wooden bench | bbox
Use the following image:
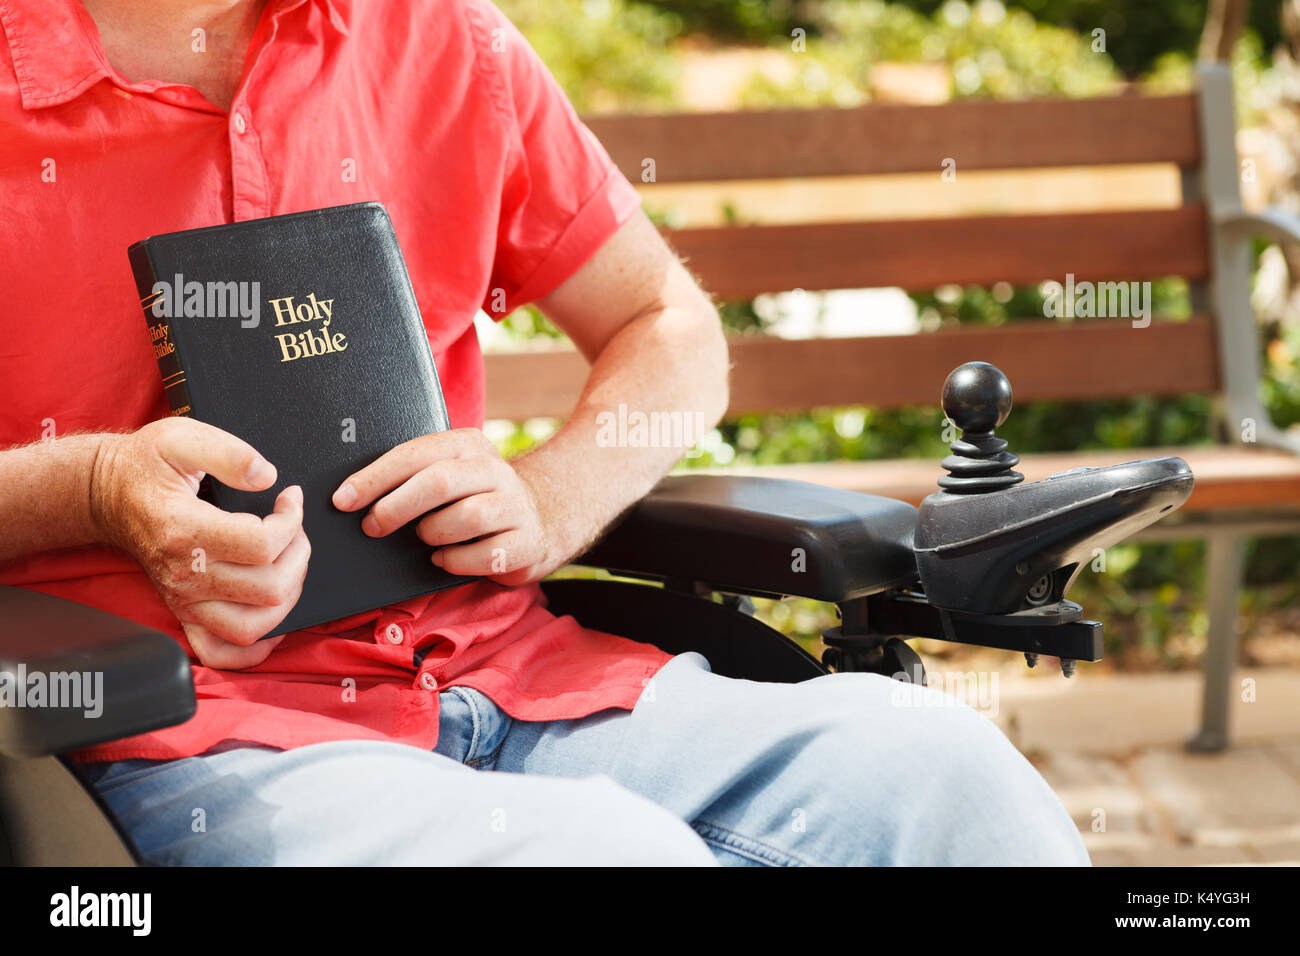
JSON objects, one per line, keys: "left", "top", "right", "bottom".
{"left": 484, "top": 64, "right": 1300, "bottom": 751}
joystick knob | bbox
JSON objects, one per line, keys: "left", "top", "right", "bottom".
{"left": 938, "top": 361, "right": 1024, "bottom": 493}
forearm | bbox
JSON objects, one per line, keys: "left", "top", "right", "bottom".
{"left": 0, "top": 433, "right": 110, "bottom": 565}
{"left": 513, "top": 301, "right": 729, "bottom": 563}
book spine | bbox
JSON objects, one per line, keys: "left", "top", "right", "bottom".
{"left": 127, "top": 243, "right": 194, "bottom": 418}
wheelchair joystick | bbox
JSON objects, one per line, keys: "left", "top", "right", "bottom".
{"left": 938, "top": 361, "right": 1024, "bottom": 493}
{"left": 856, "top": 360, "right": 1198, "bottom": 678}
{"left": 822, "top": 360, "right": 1192, "bottom": 682}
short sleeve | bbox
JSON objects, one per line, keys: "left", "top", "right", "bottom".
{"left": 465, "top": 1, "right": 644, "bottom": 318}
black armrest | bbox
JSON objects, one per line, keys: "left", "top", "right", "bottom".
{"left": 0, "top": 587, "right": 195, "bottom": 758}
{"left": 578, "top": 475, "right": 919, "bottom": 603}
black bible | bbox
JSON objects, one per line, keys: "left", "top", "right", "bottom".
{"left": 127, "top": 202, "right": 472, "bottom": 637}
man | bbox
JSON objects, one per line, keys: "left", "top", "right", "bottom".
{"left": 0, "top": 0, "right": 1089, "bottom": 865}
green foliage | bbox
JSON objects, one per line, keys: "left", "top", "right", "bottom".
{"left": 634, "top": 0, "right": 818, "bottom": 41}
{"left": 496, "top": 0, "right": 680, "bottom": 112}
{"left": 734, "top": 0, "right": 1119, "bottom": 107}
{"left": 497, "top": 304, "right": 563, "bottom": 342}
{"left": 1262, "top": 318, "right": 1300, "bottom": 432}
{"left": 912, "top": 277, "right": 1192, "bottom": 328}
{"left": 637, "top": 0, "right": 1285, "bottom": 78}
{"left": 982, "top": 0, "right": 1283, "bottom": 77}
{"left": 848, "top": 0, "right": 1116, "bottom": 97}
{"left": 1143, "top": 29, "right": 1271, "bottom": 124}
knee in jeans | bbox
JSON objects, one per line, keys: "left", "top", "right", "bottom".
{"left": 798, "top": 674, "right": 1038, "bottom": 797}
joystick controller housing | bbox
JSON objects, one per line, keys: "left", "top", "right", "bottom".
{"left": 825, "top": 361, "right": 1195, "bottom": 681}
{"left": 913, "top": 362, "right": 1194, "bottom": 616}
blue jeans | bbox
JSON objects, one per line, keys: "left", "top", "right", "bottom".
{"left": 82, "top": 652, "right": 1089, "bottom": 865}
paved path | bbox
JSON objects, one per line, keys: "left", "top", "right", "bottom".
{"left": 986, "top": 667, "right": 1300, "bottom": 865}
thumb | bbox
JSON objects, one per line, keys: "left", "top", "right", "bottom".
{"left": 157, "top": 419, "right": 277, "bottom": 492}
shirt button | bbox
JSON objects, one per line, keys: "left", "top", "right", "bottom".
{"left": 232, "top": 112, "right": 247, "bottom": 134}
{"left": 384, "top": 623, "right": 405, "bottom": 645}
{"left": 419, "top": 672, "right": 438, "bottom": 691}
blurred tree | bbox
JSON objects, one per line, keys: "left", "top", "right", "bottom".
{"left": 634, "top": 0, "right": 819, "bottom": 41}
{"left": 636, "top": 0, "right": 1283, "bottom": 76}
{"left": 735, "top": 0, "right": 1119, "bottom": 105}
{"left": 497, "top": 0, "right": 680, "bottom": 112}
{"left": 1200, "top": 0, "right": 1251, "bottom": 60}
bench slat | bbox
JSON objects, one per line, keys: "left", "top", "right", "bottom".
{"left": 483, "top": 318, "right": 1220, "bottom": 420}
{"left": 719, "top": 446, "right": 1300, "bottom": 513}
{"left": 585, "top": 95, "right": 1200, "bottom": 183}
{"left": 723, "top": 318, "right": 1219, "bottom": 412}
{"left": 664, "top": 207, "right": 1209, "bottom": 298}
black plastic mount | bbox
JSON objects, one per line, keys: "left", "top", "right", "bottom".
{"left": 863, "top": 590, "right": 1103, "bottom": 662}
{"left": 821, "top": 586, "right": 1103, "bottom": 681}
{"left": 821, "top": 629, "right": 927, "bottom": 684}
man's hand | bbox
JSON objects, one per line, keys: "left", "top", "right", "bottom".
{"left": 332, "top": 428, "right": 558, "bottom": 586}
{"left": 327, "top": 212, "right": 729, "bottom": 588}
{"left": 91, "top": 418, "right": 310, "bottom": 669}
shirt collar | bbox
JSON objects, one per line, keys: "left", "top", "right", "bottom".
{"left": 0, "top": 0, "right": 349, "bottom": 111}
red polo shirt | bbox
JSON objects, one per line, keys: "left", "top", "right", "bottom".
{"left": 0, "top": 0, "right": 672, "bottom": 761}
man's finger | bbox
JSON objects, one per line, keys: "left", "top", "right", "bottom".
{"left": 248, "top": 484, "right": 306, "bottom": 563}
{"left": 413, "top": 490, "right": 512, "bottom": 546}
{"left": 157, "top": 418, "right": 277, "bottom": 491}
{"left": 204, "top": 527, "right": 311, "bottom": 606}
{"left": 433, "top": 529, "right": 537, "bottom": 579}
{"left": 183, "top": 622, "right": 285, "bottom": 669}
{"left": 333, "top": 429, "right": 486, "bottom": 512}
{"left": 363, "top": 459, "right": 498, "bottom": 538}
{"left": 182, "top": 558, "right": 308, "bottom": 647}
{"left": 172, "top": 485, "right": 304, "bottom": 566}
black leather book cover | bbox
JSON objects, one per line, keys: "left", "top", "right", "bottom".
{"left": 127, "top": 202, "right": 473, "bottom": 637}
